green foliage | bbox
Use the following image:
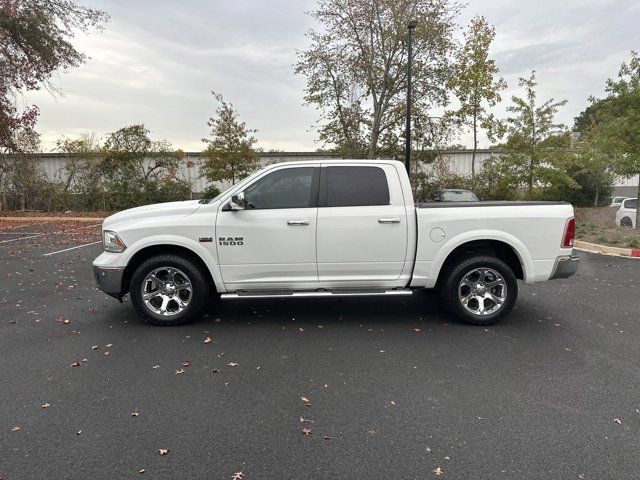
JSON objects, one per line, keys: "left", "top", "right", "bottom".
{"left": 4, "top": 125, "right": 193, "bottom": 212}
{"left": 295, "top": 0, "right": 461, "bottom": 158}
{"left": 446, "top": 16, "right": 506, "bottom": 181}
{"left": 627, "top": 237, "right": 640, "bottom": 249}
{"left": 201, "top": 92, "right": 259, "bottom": 185}
{"left": 1, "top": 0, "right": 108, "bottom": 153}
{"left": 410, "top": 157, "right": 517, "bottom": 203}
{"left": 577, "top": 52, "right": 640, "bottom": 227}
{"left": 489, "top": 72, "right": 575, "bottom": 199}
{"left": 201, "top": 184, "right": 221, "bottom": 200}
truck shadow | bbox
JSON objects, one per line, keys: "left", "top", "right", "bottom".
{"left": 198, "top": 289, "right": 532, "bottom": 329}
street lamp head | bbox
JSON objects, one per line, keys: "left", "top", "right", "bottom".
{"left": 408, "top": 20, "right": 417, "bottom": 29}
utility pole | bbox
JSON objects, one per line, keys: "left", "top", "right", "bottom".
{"left": 405, "top": 20, "right": 417, "bottom": 175}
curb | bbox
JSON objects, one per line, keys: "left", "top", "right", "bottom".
{"left": 574, "top": 240, "right": 640, "bottom": 258}
{"left": 0, "top": 216, "right": 105, "bottom": 222}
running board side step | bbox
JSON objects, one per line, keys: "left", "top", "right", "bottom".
{"left": 220, "top": 289, "right": 413, "bottom": 300}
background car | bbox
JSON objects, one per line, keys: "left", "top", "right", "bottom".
{"left": 427, "top": 189, "right": 479, "bottom": 202}
{"left": 616, "top": 198, "right": 637, "bottom": 228}
{"left": 610, "top": 196, "right": 628, "bottom": 208}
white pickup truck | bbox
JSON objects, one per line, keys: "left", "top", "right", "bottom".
{"left": 93, "top": 160, "right": 579, "bottom": 326}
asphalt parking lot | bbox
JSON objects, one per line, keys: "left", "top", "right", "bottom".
{"left": 1, "top": 219, "right": 640, "bottom": 480}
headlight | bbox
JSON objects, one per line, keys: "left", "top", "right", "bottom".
{"left": 103, "top": 230, "right": 126, "bottom": 253}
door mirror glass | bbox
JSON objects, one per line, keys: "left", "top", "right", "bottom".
{"left": 229, "top": 192, "right": 247, "bottom": 210}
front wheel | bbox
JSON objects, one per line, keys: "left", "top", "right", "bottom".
{"left": 130, "top": 254, "right": 208, "bottom": 326}
{"left": 440, "top": 255, "right": 518, "bottom": 326}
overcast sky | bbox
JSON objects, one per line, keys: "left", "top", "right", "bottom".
{"left": 25, "top": 0, "right": 640, "bottom": 152}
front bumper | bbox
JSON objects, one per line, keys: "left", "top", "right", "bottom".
{"left": 93, "top": 265, "right": 125, "bottom": 301}
{"left": 549, "top": 255, "right": 580, "bottom": 280}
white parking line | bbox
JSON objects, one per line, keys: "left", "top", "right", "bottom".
{"left": 43, "top": 241, "right": 102, "bottom": 256}
{"left": 0, "top": 234, "right": 41, "bottom": 244}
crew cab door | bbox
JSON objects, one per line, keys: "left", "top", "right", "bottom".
{"left": 316, "top": 164, "right": 409, "bottom": 285}
{"left": 215, "top": 165, "right": 320, "bottom": 290}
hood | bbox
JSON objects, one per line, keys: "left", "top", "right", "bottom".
{"left": 103, "top": 200, "right": 202, "bottom": 230}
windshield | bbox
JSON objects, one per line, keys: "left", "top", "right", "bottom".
{"left": 442, "top": 191, "right": 479, "bottom": 202}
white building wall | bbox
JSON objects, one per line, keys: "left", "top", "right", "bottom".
{"left": 29, "top": 150, "right": 637, "bottom": 195}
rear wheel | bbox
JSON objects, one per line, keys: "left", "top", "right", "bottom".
{"left": 440, "top": 255, "right": 517, "bottom": 325}
{"left": 130, "top": 254, "right": 208, "bottom": 326}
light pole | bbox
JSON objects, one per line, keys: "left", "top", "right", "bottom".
{"left": 405, "top": 20, "right": 417, "bottom": 175}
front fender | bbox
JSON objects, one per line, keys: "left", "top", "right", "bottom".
{"left": 425, "top": 230, "right": 533, "bottom": 288}
{"left": 95, "top": 235, "right": 226, "bottom": 293}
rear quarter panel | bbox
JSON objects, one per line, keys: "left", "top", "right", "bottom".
{"left": 412, "top": 203, "right": 574, "bottom": 288}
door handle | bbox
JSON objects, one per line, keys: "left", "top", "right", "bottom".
{"left": 287, "top": 219, "right": 310, "bottom": 226}
{"left": 378, "top": 217, "right": 401, "bottom": 224}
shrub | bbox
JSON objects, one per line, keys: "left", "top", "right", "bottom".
{"left": 201, "top": 185, "right": 221, "bottom": 200}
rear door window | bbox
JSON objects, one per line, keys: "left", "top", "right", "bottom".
{"left": 624, "top": 199, "right": 637, "bottom": 209}
{"left": 323, "top": 166, "right": 390, "bottom": 207}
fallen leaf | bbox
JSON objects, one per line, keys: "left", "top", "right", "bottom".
{"left": 182, "top": 360, "right": 190, "bottom": 368}
{"left": 175, "top": 369, "right": 185, "bottom": 375}
{"left": 433, "top": 467, "right": 443, "bottom": 476}
{"left": 614, "top": 418, "right": 622, "bottom": 425}
{"left": 302, "top": 428, "right": 313, "bottom": 436}
{"left": 390, "top": 400, "right": 396, "bottom": 406}
{"left": 70, "top": 360, "right": 81, "bottom": 367}
{"left": 414, "top": 328, "right": 421, "bottom": 332}
{"left": 152, "top": 365, "right": 160, "bottom": 369}
{"left": 131, "top": 412, "right": 140, "bottom": 417}
{"left": 323, "top": 435, "right": 331, "bottom": 440}
{"left": 212, "top": 369, "right": 219, "bottom": 373}
{"left": 77, "top": 430, "right": 82, "bottom": 435}
{"left": 300, "top": 396, "right": 311, "bottom": 404}
{"left": 91, "top": 345, "right": 100, "bottom": 350}
{"left": 158, "top": 448, "right": 169, "bottom": 456}
{"left": 227, "top": 362, "right": 238, "bottom": 367}
{"left": 41, "top": 403, "right": 50, "bottom": 409}
{"left": 300, "top": 417, "right": 314, "bottom": 424}
{"left": 203, "top": 337, "right": 212, "bottom": 344}
{"left": 88, "top": 307, "right": 97, "bottom": 313}
{"left": 11, "top": 426, "right": 20, "bottom": 432}
{"left": 299, "top": 327, "right": 304, "bottom": 332}
{"left": 104, "top": 351, "right": 111, "bottom": 356}
{"left": 138, "top": 469, "right": 146, "bottom": 474}
{"left": 105, "top": 343, "right": 113, "bottom": 348}
{"left": 231, "top": 472, "right": 243, "bottom": 480}
{"left": 63, "top": 319, "right": 70, "bottom": 324}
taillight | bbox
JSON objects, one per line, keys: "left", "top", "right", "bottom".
{"left": 562, "top": 218, "right": 575, "bottom": 248}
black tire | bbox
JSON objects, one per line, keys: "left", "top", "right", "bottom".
{"left": 620, "top": 217, "right": 633, "bottom": 228}
{"left": 439, "top": 255, "right": 518, "bottom": 326}
{"left": 130, "top": 254, "right": 208, "bottom": 326}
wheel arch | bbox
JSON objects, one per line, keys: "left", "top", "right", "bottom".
{"left": 122, "top": 244, "right": 219, "bottom": 295}
{"left": 430, "top": 233, "right": 531, "bottom": 288}
{"left": 620, "top": 216, "right": 633, "bottom": 227}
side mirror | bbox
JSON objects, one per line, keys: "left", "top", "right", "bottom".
{"left": 229, "top": 192, "right": 247, "bottom": 211}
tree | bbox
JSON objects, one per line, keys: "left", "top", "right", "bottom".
{"left": 0, "top": 0, "right": 108, "bottom": 153}
{"left": 581, "top": 52, "right": 640, "bottom": 228}
{"left": 492, "top": 72, "right": 574, "bottom": 198}
{"left": 295, "top": 0, "right": 461, "bottom": 158}
{"left": 201, "top": 91, "right": 259, "bottom": 185}
{"left": 56, "top": 132, "right": 101, "bottom": 192}
{"left": 447, "top": 16, "right": 506, "bottom": 185}
{"left": 101, "top": 125, "right": 189, "bottom": 207}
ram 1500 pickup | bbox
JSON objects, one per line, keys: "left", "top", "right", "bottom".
{"left": 93, "top": 160, "right": 579, "bottom": 326}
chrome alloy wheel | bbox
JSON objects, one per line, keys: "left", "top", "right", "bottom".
{"left": 458, "top": 267, "right": 507, "bottom": 316}
{"left": 141, "top": 267, "right": 192, "bottom": 316}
